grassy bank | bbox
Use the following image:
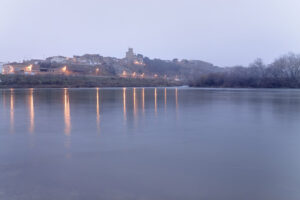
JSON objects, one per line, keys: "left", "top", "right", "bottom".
{"left": 0, "top": 74, "right": 182, "bottom": 88}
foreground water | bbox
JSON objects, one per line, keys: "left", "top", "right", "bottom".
{"left": 1, "top": 88, "right": 300, "bottom": 200}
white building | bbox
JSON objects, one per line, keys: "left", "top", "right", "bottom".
{"left": 46, "top": 56, "right": 68, "bottom": 63}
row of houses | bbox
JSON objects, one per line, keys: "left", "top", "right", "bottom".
{"left": 0, "top": 49, "right": 183, "bottom": 81}
{"left": 2, "top": 63, "right": 65, "bottom": 75}
{"left": 1, "top": 62, "right": 105, "bottom": 76}
{"left": 1, "top": 54, "right": 113, "bottom": 75}
{"left": 1, "top": 48, "right": 145, "bottom": 75}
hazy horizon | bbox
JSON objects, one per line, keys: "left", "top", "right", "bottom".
{"left": 1, "top": 0, "right": 300, "bottom": 67}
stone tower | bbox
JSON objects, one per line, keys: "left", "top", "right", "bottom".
{"left": 126, "top": 48, "right": 135, "bottom": 61}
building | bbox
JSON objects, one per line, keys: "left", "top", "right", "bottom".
{"left": 28, "top": 59, "right": 44, "bottom": 65}
{"left": 46, "top": 56, "right": 68, "bottom": 64}
{"left": 126, "top": 48, "right": 135, "bottom": 61}
{"left": 73, "top": 54, "right": 103, "bottom": 65}
{"left": 2, "top": 63, "right": 39, "bottom": 75}
{"left": 125, "top": 48, "right": 145, "bottom": 66}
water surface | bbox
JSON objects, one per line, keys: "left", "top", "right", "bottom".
{"left": 1, "top": 88, "right": 300, "bottom": 200}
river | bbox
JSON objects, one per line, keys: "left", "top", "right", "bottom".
{"left": 1, "top": 88, "right": 300, "bottom": 200}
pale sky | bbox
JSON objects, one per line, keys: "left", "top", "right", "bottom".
{"left": 0, "top": 0, "right": 300, "bottom": 66}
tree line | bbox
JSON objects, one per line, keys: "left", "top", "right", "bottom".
{"left": 189, "top": 53, "right": 300, "bottom": 88}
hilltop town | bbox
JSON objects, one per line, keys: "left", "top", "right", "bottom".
{"left": 0, "top": 48, "right": 222, "bottom": 87}
{"left": 1, "top": 49, "right": 221, "bottom": 78}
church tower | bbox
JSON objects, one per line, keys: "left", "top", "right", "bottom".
{"left": 126, "top": 48, "right": 135, "bottom": 61}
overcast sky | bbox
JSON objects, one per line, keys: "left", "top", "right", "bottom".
{"left": 0, "top": 0, "right": 300, "bottom": 66}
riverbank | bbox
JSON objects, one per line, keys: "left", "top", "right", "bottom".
{"left": 0, "top": 74, "right": 182, "bottom": 88}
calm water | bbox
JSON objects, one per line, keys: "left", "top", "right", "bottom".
{"left": 1, "top": 88, "right": 300, "bottom": 200}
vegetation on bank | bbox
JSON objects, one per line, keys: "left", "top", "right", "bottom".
{"left": 190, "top": 53, "right": 300, "bottom": 88}
{"left": 0, "top": 75, "right": 182, "bottom": 88}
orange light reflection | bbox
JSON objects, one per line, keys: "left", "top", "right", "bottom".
{"left": 64, "top": 89, "right": 71, "bottom": 135}
{"left": 29, "top": 89, "right": 35, "bottom": 134}
{"left": 10, "top": 89, "right": 14, "bottom": 134}
{"left": 123, "top": 88, "right": 127, "bottom": 121}
{"left": 142, "top": 88, "right": 145, "bottom": 114}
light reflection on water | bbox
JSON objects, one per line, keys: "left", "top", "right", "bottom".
{"left": 64, "top": 88, "right": 71, "bottom": 136}
{"left": 28, "top": 88, "right": 35, "bottom": 134}
{"left": 123, "top": 87, "right": 127, "bottom": 121}
{"left": 1, "top": 87, "right": 178, "bottom": 143}
{"left": 96, "top": 88, "right": 100, "bottom": 132}
{"left": 2, "top": 88, "right": 300, "bottom": 199}
{"left": 142, "top": 88, "right": 145, "bottom": 114}
{"left": 10, "top": 88, "right": 14, "bottom": 134}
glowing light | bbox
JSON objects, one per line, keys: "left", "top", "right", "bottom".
{"left": 132, "top": 72, "right": 137, "bottom": 77}
{"left": 2, "top": 65, "right": 14, "bottom": 74}
{"left": 134, "top": 60, "right": 145, "bottom": 66}
{"left": 154, "top": 74, "right": 158, "bottom": 78}
{"left": 64, "top": 89, "right": 71, "bottom": 135}
{"left": 26, "top": 65, "right": 33, "bottom": 72}
{"left": 9, "top": 66, "right": 14, "bottom": 74}
{"left": 140, "top": 73, "right": 145, "bottom": 78}
{"left": 29, "top": 89, "right": 35, "bottom": 134}
{"left": 122, "top": 71, "right": 127, "bottom": 77}
{"left": 96, "top": 68, "right": 100, "bottom": 74}
{"left": 62, "top": 66, "right": 67, "bottom": 73}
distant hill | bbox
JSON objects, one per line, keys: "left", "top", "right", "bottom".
{"left": 141, "top": 58, "right": 223, "bottom": 80}
{"left": 2, "top": 48, "right": 223, "bottom": 81}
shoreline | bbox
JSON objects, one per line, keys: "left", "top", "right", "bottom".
{"left": 0, "top": 74, "right": 183, "bottom": 88}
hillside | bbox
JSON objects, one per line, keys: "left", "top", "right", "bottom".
{"left": 2, "top": 48, "right": 223, "bottom": 82}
